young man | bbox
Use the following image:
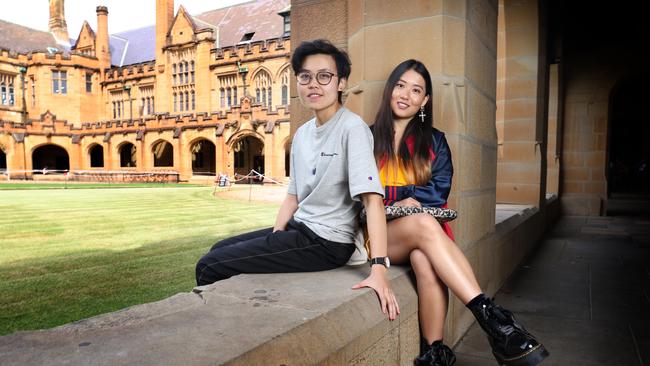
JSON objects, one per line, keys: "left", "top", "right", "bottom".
{"left": 195, "top": 39, "right": 399, "bottom": 320}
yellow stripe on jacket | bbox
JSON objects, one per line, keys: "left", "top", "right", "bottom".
{"left": 379, "top": 160, "right": 411, "bottom": 187}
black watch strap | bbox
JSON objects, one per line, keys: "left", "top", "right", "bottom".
{"left": 369, "top": 257, "right": 388, "bottom": 268}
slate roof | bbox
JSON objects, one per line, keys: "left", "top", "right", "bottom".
{"left": 0, "top": 0, "right": 289, "bottom": 66}
{"left": 194, "top": 0, "right": 289, "bottom": 48}
{"left": 110, "top": 26, "right": 156, "bottom": 66}
{"left": 0, "top": 19, "right": 61, "bottom": 54}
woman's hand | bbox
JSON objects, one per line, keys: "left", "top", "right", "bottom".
{"left": 352, "top": 266, "right": 400, "bottom": 320}
{"left": 393, "top": 197, "right": 421, "bottom": 207}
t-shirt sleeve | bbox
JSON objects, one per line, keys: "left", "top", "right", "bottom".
{"left": 347, "top": 122, "right": 384, "bottom": 201}
{"left": 287, "top": 136, "right": 297, "bottom": 195}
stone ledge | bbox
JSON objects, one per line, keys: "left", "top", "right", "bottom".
{"left": 1, "top": 203, "right": 560, "bottom": 366}
{"left": 0, "top": 266, "right": 420, "bottom": 366}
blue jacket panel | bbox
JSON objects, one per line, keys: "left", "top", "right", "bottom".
{"left": 383, "top": 128, "right": 453, "bottom": 208}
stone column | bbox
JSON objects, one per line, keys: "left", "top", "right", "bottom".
{"left": 546, "top": 63, "right": 561, "bottom": 195}
{"left": 495, "top": 0, "right": 549, "bottom": 206}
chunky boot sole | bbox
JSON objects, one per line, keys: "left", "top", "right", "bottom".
{"left": 494, "top": 343, "right": 549, "bottom": 366}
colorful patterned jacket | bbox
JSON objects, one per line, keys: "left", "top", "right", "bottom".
{"left": 380, "top": 128, "right": 455, "bottom": 239}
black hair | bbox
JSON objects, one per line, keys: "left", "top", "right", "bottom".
{"left": 291, "top": 39, "right": 351, "bottom": 103}
{"left": 373, "top": 59, "right": 434, "bottom": 185}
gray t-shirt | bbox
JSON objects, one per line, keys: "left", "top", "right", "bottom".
{"left": 287, "top": 107, "right": 384, "bottom": 243}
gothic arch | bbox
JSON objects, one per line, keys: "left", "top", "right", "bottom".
{"left": 226, "top": 129, "right": 266, "bottom": 149}
{"left": 87, "top": 143, "right": 104, "bottom": 168}
{"left": 189, "top": 138, "right": 216, "bottom": 176}
{"left": 250, "top": 66, "right": 274, "bottom": 82}
{"left": 31, "top": 143, "right": 70, "bottom": 172}
{"left": 150, "top": 139, "right": 174, "bottom": 167}
{"left": 117, "top": 141, "right": 137, "bottom": 168}
{"left": 275, "top": 63, "right": 291, "bottom": 82}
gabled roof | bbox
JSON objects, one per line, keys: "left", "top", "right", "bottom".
{"left": 0, "top": 19, "right": 61, "bottom": 54}
{"left": 169, "top": 5, "right": 200, "bottom": 34}
{"left": 71, "top": 21, "right": 95, "bottom": 50}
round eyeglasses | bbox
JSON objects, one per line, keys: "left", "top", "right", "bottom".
{"left": 296, "top": 71, "right": 337, "bottom": 85}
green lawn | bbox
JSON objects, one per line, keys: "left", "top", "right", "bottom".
{"left": 0, "top": 186, "right": 279, "bottom": 336}
{"left": 0, "top": 182, "right": 201, "bottom": 190}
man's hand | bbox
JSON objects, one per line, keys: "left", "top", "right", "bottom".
{"left": 393, "top": 197, "right": 421, "bottom": 208}
{"left": 352, "top": 266, "right": 400, "bottom": 320}
{"left": 273, "top": 194, "right": 298, "bottom": 232}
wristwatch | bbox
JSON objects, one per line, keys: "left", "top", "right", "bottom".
{"left": 369, "top": 257, "right": 390, "bottom": 269}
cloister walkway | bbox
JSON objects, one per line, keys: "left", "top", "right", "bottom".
{"left": 455, "top": 215, "right": 650, "bottom": 365}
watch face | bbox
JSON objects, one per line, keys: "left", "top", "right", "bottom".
{"left": 385, "top": 257, "right": 391, "bottom": 268}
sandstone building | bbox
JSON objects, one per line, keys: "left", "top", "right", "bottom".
{"left": 0, "top": 0, "right": 291, "bottom": 182}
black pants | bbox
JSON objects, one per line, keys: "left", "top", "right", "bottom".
{"left": 196, "top": 219, "right": 355, "bottom": 285}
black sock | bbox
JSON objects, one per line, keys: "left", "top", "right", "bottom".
{"left": 465, "top": 293, "right": 488, "bottom": 310}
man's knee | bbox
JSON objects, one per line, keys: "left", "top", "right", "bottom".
{"left": 195, "top": 257, "right": 211, "bottom": 286}
{"left": 195, "top": 255, "right": 229, "bottom": 286}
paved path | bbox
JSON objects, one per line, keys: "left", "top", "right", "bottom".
{"left": 455, "top": 216, "right": 650, "bottom": 365}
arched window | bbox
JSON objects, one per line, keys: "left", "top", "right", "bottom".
{"left": 173, "top": 93, "right": 177, "bottom": 112}
{"left": 281, "top": 68, "right": 289, "bottom": 105}
{"left": 218, "top": 74, "right": 237, "bottom": 111}
{"left": 190, "top": 61, "right": 195, "bottom": 83}
{"left": 0, "top": 82, "right": 6, "bottom": 105}
{"left": 253, "top": 70, "right": 271, "bottom": 106}
{"left": 184, "top": 91, "right": 189, "bottom": 111}
{"left": 184, "top": 61, "right": 189, "bottom": 85}
{"left": 191, "top": 91, "right": 195, "bottom": 110}
{"left": 179, "top": 92, "right": 184, "bottom": 111}
{"left": 267, "top": 87, "right": 272, "bottom": 108}
{"left": 172, "top": 63, "right": 177, "bottom": 85}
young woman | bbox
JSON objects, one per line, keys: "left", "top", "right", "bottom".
{"left": 372, "top": 60, "right": 548, "bottom": 366}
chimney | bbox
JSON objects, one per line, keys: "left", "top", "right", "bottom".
{"left": 96, "top": 6, "right": 111, "bottom": 77}
{"left": 156, "top": 0, "right": 174, "bottom": 62}
{"left": 48, "top": 0, "right": 70, "bottom": 46}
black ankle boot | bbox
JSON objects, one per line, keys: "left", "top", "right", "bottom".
{"left": 414, "top": 340, "right": 456, "bottom": 366}
{"left": 468, "top": 296, "right": 548, "bottom": 366}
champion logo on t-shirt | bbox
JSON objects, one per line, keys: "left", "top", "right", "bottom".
{"left": 320, "top": 152, "right": 339, "bottom": 157}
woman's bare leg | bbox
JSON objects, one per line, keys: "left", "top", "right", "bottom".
{"left": 410, "top": 249, "right": 448, "bottom": 344}
{"left": 387, "top": 214, "right": 481, "bottom": 304}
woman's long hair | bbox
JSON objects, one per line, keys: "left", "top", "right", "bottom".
{"left": 373, "top": 59, "right": 434, "bottom": 185}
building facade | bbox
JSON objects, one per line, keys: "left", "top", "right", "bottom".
{"left": 0, "top": 0, "right": 291, "bottom": 181}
